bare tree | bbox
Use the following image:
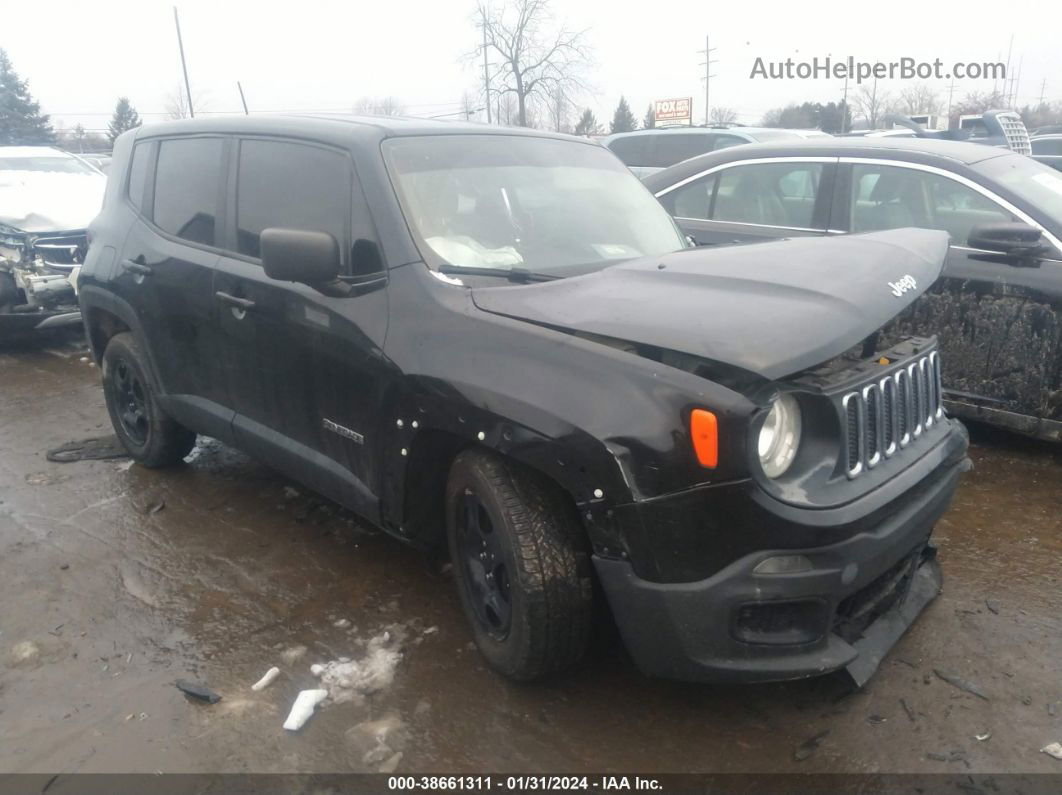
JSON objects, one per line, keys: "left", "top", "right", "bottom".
{"left": 460, "top": 91, "right": 480, "bottom": 121}
{"left": 353, "top": 96, "right": 406, "bottom": 116}
{"left": 474, "top": 0, "right": 592, "bottom": 128}
{"left": 708, "top": 106, "right": 737, "bottom": 125}
{"left": 896, "top": 83, "right": 942, "bottom": 116}
{"left": 851, "top": 80, "right": 892, "bottom": 129}
{"left": 164, "top": 85, "right": 208, "bottom": 119}
{"left": 954, "top": 90, "right": 1007, "bottom": 116}
{"left": 495, "top": 91, "right": 518, "bottom": 126}
{"left": 547, "top": 84, "right": 572, "bottom": 133}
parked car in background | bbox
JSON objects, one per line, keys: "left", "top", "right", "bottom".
{"left": 0, "top": 146, "right": 106, "bottom": 335}
{"left": 1032, "top": 135, "right": 1062, "bottom": 172}
{"left": 645, "top": 137, "right": 1062, "bottom": 441}
{"left": 78, "top": 153, "right": 113, "bottom": 173}
{"left": 79, "top": 116, "right": 969, "bottom": 687}
{"left": 604, "top": 126, "right": 825, "bottom": 178}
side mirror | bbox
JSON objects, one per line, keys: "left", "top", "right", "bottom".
{"left": 967, "top": 222, "right": 1049, "bottom": 264}
{"left": 261, "top": 228, "right": 340, "bottom": 284}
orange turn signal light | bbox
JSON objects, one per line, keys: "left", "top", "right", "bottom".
{"left": 690, "top": 409, "right": 719, "bottom": 469}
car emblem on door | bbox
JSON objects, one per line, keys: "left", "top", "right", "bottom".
{"left": 888, "top": 274, "right": 917, "bottom": 297}
{"left": 323, "top": 418, "right": 365, "bottom": 444}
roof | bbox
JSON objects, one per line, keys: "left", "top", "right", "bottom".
{"left": 129, "top": 113, "right": 585, "bottom": 145}
{"left": 604, "top": 126, "right": 808, "bottom": 141}
{"left": 641, "top": 137, "right": 1015, "bottom": 184}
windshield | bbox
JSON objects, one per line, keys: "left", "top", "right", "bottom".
{"left": 384, "top": 135, "right": 687, "bottom": 277}
{"left": 975, "top": 154, "right": 1062, "bottom": 227}
{"left": 0, "top": 155, "right": 99, "bottom": 175}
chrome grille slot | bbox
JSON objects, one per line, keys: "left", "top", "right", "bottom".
{"left": 841, "top": 350, "right": 943, "bottom": 479}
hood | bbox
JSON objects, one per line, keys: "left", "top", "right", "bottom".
{"left": 0, "top": 170, "right": 107, "bottom": 233}
{"left": 470, "top": 228, "right": 949, "bottom": 381}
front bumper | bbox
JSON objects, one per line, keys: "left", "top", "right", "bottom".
{"left": 595, "top": 421, "right": 968, "bottom": 685}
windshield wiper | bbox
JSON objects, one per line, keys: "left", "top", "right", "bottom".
{"left": 438, "top": 264, "right": 561, "bottom": 282}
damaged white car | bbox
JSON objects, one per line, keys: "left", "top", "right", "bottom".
{"left": 0, "top": 146, "right": 106, "bottom": 334}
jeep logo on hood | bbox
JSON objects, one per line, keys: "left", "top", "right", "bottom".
{"left": 888, "top": 274, "right": 917, "bottom": 297}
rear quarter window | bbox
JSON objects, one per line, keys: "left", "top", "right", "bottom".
{"left": 126, "top": 142, "right": 152, "bottom": 212}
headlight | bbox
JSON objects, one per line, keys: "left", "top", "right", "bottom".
{"left": 758, "top": 393, "right": 802, "bottom": 478}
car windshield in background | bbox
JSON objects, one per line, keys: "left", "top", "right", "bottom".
{"left": 976, "top": 154, "right": 1062, "bottom": 227}
{"left": 0, "top": 156, "right": 99, "bottom": 175}
{"left": 385, "top": 135, "right": 687, "bottom": 277}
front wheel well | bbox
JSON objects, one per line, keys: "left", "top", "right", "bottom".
{"left": 400, "top": 430, "right": 587, "bottom": 554}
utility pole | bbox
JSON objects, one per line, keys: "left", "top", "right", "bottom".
{"left": 946, "top": 79, "right": 957, "bottom": 127}
{"left": 1039, "top": 78, "right": 1047, "bottom": 108}
{"left": 237, "top": 81, "right": 249, "bottom": 115}
{"left": 699, "top": 35, "right": 718, "bottom": 126}
{"left": 841, "top": 75, "right": 849, "bottom": 133}
{"left": 482, "top": 15, "right": 492, "bottom": 124}
{"left": 173, "top": 6, "right": 194, "bottom": 118}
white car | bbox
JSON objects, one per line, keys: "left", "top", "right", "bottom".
{"left": 0, "top": 146, "right": 106, "bottom": 332}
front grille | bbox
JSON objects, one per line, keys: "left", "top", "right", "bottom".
{"left": 841, "top": 351, "right": 943, "bottom": 478}
{"left": 31, "top": 233, "right": 87, "bottom": 270}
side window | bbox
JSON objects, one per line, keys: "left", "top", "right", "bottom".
{"left": 1032, "top": 139, "right": 1062, "bottom": 156}
{"left": 668, "top": 174, "right": 719, "bottom": 220}
{"left": 652, "top": 134, "right": 713, "bottom": 168}
{"left": 849, "top": 164, "right": 1014, "bottom": 243}
{"left": 710, "top": 134, "right": 747, "bottom": 151}
{"left": 236, "top": 139, "right": 368, "bottom": 270}
{"left": 607, "top": 137, "right": 651, "bottom": 168}
{"left": 712, "top": 162, "right": 825, "bottom": 228}
{"left": 126, "top": 142, "right": 151, "bottom": 212}
{"left": 153, "top": 138, "right": 222, "bottom": 246}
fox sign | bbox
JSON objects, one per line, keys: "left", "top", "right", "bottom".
{"left": 655, "top": 97, "right": 692, "bottom": 124}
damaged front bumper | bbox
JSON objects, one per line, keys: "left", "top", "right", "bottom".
{"left": 594, "top": 420, "right": 969, "bottom": 686}
{"left": 1, "top": 226, "right": 84, "bottom": 334}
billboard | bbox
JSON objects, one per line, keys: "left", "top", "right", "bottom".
{"left": 655, "top": 97, "right": 692, "bottom": 125}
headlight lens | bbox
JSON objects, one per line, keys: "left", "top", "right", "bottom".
{"left": 758, "top": 393, "right": 802, "bottom": 478}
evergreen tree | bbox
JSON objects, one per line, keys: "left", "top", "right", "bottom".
{"left": 0, "top": 49, "right": 55, "bottom": 144}
{"left": 643, "top": 104, "right": 656, "bottom": 130}
{"left": 573, "top": 108, "right": 600, "bottom": 136}
{"left": 107, "top": 97, "right": 142, "bottom": 143}
{"left": 609, "top": 96, "right": 638, "bottom": 134}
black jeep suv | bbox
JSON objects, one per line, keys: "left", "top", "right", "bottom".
{"left": 80, "top": 116, "right": 969, "bottom": 685}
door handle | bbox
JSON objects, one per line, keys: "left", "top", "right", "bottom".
{"left": 215, "top": 291, "right": 256, "bottom": 310}
{"left": 121, "top": 259, "right": 152, "bottom": 276}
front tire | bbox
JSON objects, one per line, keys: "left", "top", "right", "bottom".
{"left": 445, "top": 449, "right": 592, "bottom": 680}
{"left": 102, "top": 332, "right": 196, "bottom": 467}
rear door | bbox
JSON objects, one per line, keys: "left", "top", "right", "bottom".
{"left": 114, "top": 135, "right": 233, "bottom": 440}
{"left": 212, "top": 136, "right": 389, "bottom": 519}
{"left": 655, "top": 158, "right": 837, "bottom": 245}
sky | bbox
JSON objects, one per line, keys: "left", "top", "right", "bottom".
{"left": 4, "top": 0, "right": 1059, "bottom": 135}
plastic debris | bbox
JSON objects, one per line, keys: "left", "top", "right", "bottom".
{"left": 975, "top": 732, "right": 991, "bottom": 742}
{"left": 251, "top": 666, "right": 280, "bottom": 691}
{"left": 1042, "top": 743, "right": 1062, "bottom": 760}
{"left": 933, "top": 668, "right": 990, "bottom": 701}
{"left": 333, "top": 618, "right": 351, "bottom": 629}
{"left": 282, "top": 689, "right": 328, "bottom": 731}
{"left": 175, "top": 679, "right": 221, "bottom": 703}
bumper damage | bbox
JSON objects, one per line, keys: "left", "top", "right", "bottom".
{"left": 594, "top": 429, "right": 967, "bottom": 686}
{"left": 0, "top": 227, "right": 84, "bottom": 335}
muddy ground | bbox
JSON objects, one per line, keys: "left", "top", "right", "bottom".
{"left": 0, "top": 331, "right": 1059, "bottom": 776}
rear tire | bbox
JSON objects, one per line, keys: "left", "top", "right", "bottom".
{"left": 102, "top": 332, "right": 196, "bottom": 467}
{"left": 445, "top": 449, "right": 593, "bottom": 680}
